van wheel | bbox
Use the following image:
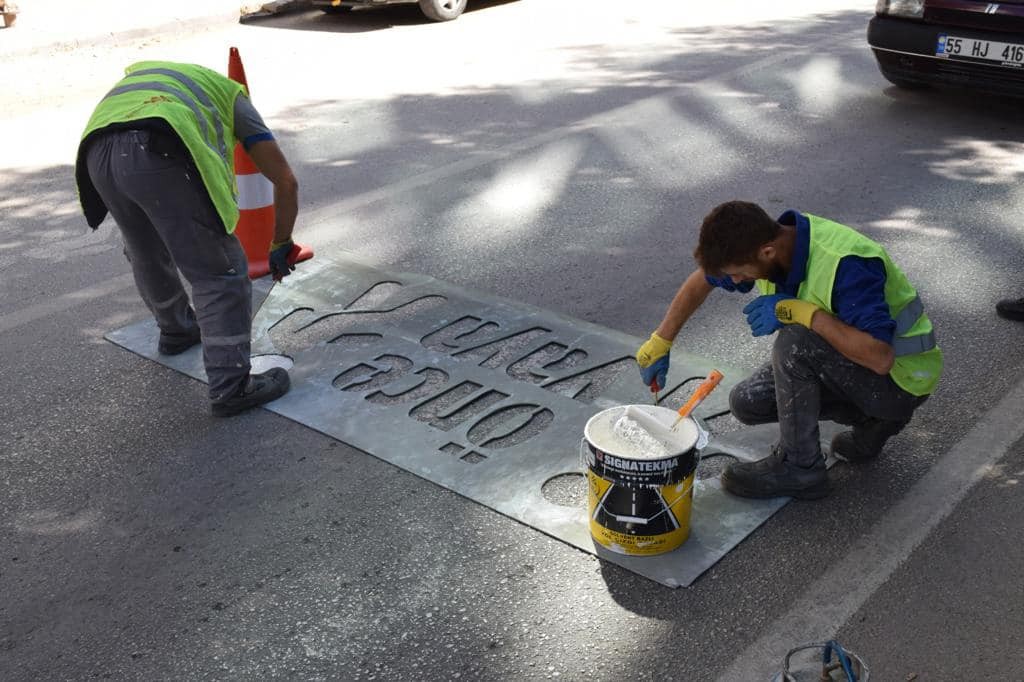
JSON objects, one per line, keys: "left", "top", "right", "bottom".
{"left": 320, "top": 5, "right": 352, "bottom": 14}
{"left": 418, "top": 0, "right": 467, "bottom": 21}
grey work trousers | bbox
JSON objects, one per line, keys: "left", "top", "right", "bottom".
{"left": 729, "top": 325, "right": 926, "bottom": 467}
{"left": 86, "top": 129, "right": 252, "bottom": 401}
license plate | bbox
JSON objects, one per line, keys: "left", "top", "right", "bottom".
{"left": 936, "top": 33, "right": 1024, "bottom": 68}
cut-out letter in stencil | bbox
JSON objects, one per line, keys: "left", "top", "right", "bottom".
{"left": 106, "top": 254, "right": 840, "bottom": 587}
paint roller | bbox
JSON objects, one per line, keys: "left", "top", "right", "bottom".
{"left": 670, "top": 369, "right": 724, "bottom": 431}
{"left": 614, "top": 370, "right": 725, "bottom": 449}
{"left": 620, "top": 404, "right": 680, "bottom": 447}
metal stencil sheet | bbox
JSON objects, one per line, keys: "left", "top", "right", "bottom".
{"left": 106, "top": 254, "right": 839, "bottom": 587}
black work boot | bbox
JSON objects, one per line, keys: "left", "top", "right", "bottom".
{"left": 996, "top": 297, "right": 1024, "bottom": 321}
{"left": 158, "top": 326, "right": 202, "bottom": 355}
{"left": 211, "top": 368, "right": 290, "bottom": 417}
{"left": 721, "top": 447, "right": 829, "bottom": 500}
{"left": 830, "top": 417, "right": 907, "bottom": 463}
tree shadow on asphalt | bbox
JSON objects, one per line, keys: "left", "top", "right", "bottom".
{"left": 4, "top": 7, "right": 1024, "bottom": 679}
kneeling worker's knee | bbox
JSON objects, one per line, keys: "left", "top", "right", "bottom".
{"left": 729, "top": 381, "right": 773, "bottom": 425}
{"left": 772, "top": 324, "right": 813, "bottom": 362}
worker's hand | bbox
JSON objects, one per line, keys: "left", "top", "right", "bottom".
{"left": 743, "top": 294, "right": 790, "bottom": 337}
{"left": 269, "top": 239, "right": 298, "bottom": 282}
{"left": 775, "top": 298, "right": 818, "bottom": 328}
{"left": 705, "top": 274, "right": 754, "bottom": 293}
{"left": 636, "top": 332, "right": 672, "bottom": 392}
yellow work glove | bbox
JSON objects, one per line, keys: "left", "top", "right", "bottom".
{"left": 775, "top": 298, "right": 819, "bottom": 328}
{"left": 636, "top": 332, "right": 673, "bottom": 391}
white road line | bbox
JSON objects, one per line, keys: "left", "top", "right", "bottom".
{"left": 717, "top": 374, "right": 1024, "bottom": 681}
{"left": 0, "top": 273, "right": 135, "bottom": 335}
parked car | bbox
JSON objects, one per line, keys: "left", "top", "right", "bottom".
{"left": 314, "top": 0, "right": 467, "bottom": 22}
{"left": 868, "top": 0, "right": 1024, "bottom": 95}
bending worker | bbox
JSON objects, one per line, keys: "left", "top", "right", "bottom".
{"left": 75, "top": 60, "right": 302, "bottom": 417}
{"left": 636, "top": 201, "right": 942, "bottom": 500}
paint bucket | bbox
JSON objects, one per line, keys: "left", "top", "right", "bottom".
{"left": 581, "top": 405, "right": 706, "bottom": 556}
{"left": 769, "top": 640, "right": 869, "bottom": 681}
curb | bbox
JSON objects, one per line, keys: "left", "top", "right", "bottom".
{"left": 239, "top": 0, "right": 313, "bottom": 21}
{"left": 1, "top": 10, "right": 242, "bottom": 60}
{"left": 1, "top": 0, "right": 315, "bottom": 60}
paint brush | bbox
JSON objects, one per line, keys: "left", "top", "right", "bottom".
{"left": 670, "top": 369, "right": 724, "bottom": 431}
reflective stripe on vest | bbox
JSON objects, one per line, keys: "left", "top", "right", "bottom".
{"left": 891, "top": 294, "right": 937, "bottom": 357}
{"left": 755, "top": 214, "right": 942, "bottom": 396}
{"left": 132, "top": 68, "right": 230, "bottom": 161}
{"left": 79, "top": 61, "right": 245, "bottom": 234}
{"left": 102, "top": 80, "right": 231, "bottom": 180}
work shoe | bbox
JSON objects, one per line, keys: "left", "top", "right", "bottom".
{"left": 830, "top": 430, "right": 881, "bottom": 463}
{"left": 996, "top": 297, "right": 1024, "bottom": 321}
{"left": 158, "top": 327, "right": 202, "bottom": 355}
{"left": 211, "top": 368, "right": 290, "bottom": 418}
{"left": 721, "top": 447, "right": 830, "bottom": 500}
{"left": 830, "top": 417, "right": 905, "bottom": 463}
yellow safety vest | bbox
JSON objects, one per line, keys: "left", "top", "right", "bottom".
{"left": 76, "top": 61, "right": 245, "bottom": 233}
{"left": 757, "top": 214, "right": 942, "bottom": 396}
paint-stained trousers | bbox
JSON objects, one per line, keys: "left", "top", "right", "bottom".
{"left": 86, "top": 129, "right": 251, "bottom": 402}
{"left": 729, "top": 325, "right": 926, "bottom": 467}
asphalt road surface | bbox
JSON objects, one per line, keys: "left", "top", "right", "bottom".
{"left": 3, "top": 1, "right": 1024, "bottom": 679}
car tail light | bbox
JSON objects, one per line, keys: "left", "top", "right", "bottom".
{"left": 876, "top": 0, "right": 925, "bottom": 18}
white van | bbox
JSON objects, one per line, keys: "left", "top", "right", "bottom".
{"left": 313, "top": 0, "right": 467, "bottom": 22}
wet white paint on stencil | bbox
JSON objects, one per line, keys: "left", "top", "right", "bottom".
{"left": 250, "top": 354, "right": 294, "bottom": 373}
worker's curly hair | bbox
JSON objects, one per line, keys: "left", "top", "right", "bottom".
{"left": 693, "top": 201, "right": 780, "bottom": 274}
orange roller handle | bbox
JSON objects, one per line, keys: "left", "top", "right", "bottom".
{"left": 671, "top": 369, "right": 724, "bottom": 429}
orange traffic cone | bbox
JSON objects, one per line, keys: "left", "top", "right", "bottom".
{"left": 228, "top": 47, "right": 313, "bottom": 279}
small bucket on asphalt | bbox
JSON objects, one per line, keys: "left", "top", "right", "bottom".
{"left": 770, "top": 640, "right": 869, "bottom": 681}
{"left": 581, "top": 405, "right": 707, "bottom": 556}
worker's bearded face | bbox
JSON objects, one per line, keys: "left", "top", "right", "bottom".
{"left": 719, "top": 242, "right": 786, "bottom": 284}
{"left": 719, "top": 258, "right": 780, "bottom": 285}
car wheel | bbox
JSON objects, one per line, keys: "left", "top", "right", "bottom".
{"left": 418, "top": 0, "right": 467, "bottom": 21}
{"left": 320, "top": 5, "right": 352, "bottom": 14}
{"left": 879, "top": 69, "right": 928, "bottom": 90}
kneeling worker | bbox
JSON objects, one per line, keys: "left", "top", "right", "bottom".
{"left": 75, "top": 60, "right": 302, "bottom": 416}
{"left": 636, "top": 201, "right": 942, "bottom": 499}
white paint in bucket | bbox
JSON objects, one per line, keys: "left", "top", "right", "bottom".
{"left": 587, "top": 405, "right": 699, "bottom": 460}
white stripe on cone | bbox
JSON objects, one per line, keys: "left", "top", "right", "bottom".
{"left": 237, "top": 173, "right": 274, "bottom": 211}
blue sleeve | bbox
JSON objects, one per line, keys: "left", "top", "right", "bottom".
{"left": 243, "top": 132, "right": 275, "bottom": 150}
{"left": 832, "top": 256, "right": 896, "bottom": 345}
